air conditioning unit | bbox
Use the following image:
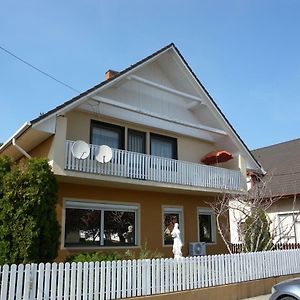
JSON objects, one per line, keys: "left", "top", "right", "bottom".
{"left": 189, "top": 242, "right": 206, "bottom": 256}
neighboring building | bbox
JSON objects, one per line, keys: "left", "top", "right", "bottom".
{"left": 0, "top": 43, "right": 262, "bottom": 260}
{"left": 253, "top": 139, "right": 300, "bottom": 244}
{"left": 230, "top": 138, "right": 300, "bottom": 245}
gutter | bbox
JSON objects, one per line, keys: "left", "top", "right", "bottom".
{"left": 12, "top": 138, "right": 31, "bottom": 158}
{"left": 0, "top": 122, "right": 31, "bottom": 153}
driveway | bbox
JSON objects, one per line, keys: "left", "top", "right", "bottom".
{"left": 242, "top": 294, "right": 271, "bottom": 300}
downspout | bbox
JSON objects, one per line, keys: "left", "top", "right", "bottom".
{"left": 12, "top": 138, "right": 31, "bottom": 158}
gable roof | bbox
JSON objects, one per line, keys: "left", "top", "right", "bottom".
{"left": 30, "top": 43, "right": 175, "bottom": 126}
{"left": 0, "top": 43, "right": 262, "bottom": 172}
{"left": 252, "top": 138, "right": 300, "bottom": 196}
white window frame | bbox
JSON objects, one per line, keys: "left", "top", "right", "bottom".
{"left": 277, "top": 212, "right": 300, "bottom": 243}
{"left": 63, "top": 199, "right": 139, "bottom": 249}
{"left": 162, "top": 206, "right": 184, "bottom": 247}
{"left": 197, "top": 208, "right": 216, "bottom": 244}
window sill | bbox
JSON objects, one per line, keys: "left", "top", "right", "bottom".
{"left": 200, "top": 242, "right": 217, "bottom": 246}
{"left": 62, "top": 245, "right": 140, "bottom": 250}
{"left": 163, "top": 244, "right": 174, "bottom": 248}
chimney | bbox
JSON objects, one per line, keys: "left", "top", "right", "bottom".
{"left": 105, "top": 69, "right": 119, "bottom": 80}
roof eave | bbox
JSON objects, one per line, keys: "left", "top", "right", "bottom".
{"left": 0, "top": 122, "right": 31, "bottom": 153}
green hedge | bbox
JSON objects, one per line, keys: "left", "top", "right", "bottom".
{"left": 0, "top": 157, "right": 60, "bottom": 264}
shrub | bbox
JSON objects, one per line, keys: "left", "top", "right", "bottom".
{"left": 66, "top": 242, "right": 163, "bottom": 262}
{"left": 0, "top": 157, "right": 60, "bottom": 264}
{"left": 66, "top": 251, "right": 123, "bottom": 263}
{"left": 244, "top": 208, "right": 273, "bottom": 252}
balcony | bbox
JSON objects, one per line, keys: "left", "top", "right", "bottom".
{"left": 64, "top": 140, "right": 245, "bottom": 192}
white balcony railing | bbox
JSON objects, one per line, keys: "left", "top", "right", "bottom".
{"left": 65, "top": 140, "right": 244, "bottom": 191}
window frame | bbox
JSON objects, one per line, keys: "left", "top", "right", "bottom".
{"left": 278, "top": 212, "right": 300, "bottom": 243}
{"left": 150, "top": 133, "right": 178, "bottom": 159}
{"left": 90, "top": 120, "right": 125, "bottom": 149}
{"left": 197, "top": 208, "right": 216, "bottom": 244}
{"left": 162, "top": 206, "right": 184, "bottom": 247}
{"left": 63, "top": 199, "right": 139, "bottom": 249}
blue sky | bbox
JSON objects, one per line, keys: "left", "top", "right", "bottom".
{"left": 1, "top": 1, "right": 300, "bottom": 149}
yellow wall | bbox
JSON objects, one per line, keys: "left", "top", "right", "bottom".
{"left": 56, "top": 182, "right": 228, "bottom": 261}
{"left": 65, "top": 110, "right": 215, "bottom": 164}
{"left": 17, "top": 136, "right": 53, "bottom": 165}
{"left": 29, "top": 136, "right": 53, "bottom": 158}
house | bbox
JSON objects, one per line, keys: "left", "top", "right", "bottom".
{"left": 230, "top": 138, "right": 300, "bottom": 245}
{"left": 0, "top": 43, "right": 263, "bottom": 261}
{"left": 253, "top": 139, "right": 300, "bottom": 244}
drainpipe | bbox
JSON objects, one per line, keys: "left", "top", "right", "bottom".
{"left": 12, "top": 138, "right": 31, "bottom": 158}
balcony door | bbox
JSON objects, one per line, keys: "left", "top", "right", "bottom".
{"left": 128, "top": 129, "right": 146, "bottom": 154}
{"left": 127, "top": 129, "right": 146, "bottom": 179}
{"left": 150, "top": 133, "right": 177, "bottom": 159}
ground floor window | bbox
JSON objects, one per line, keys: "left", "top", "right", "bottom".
{"left": 278, "top": 213, "right": 300, "bottom": 243}
{"left": 198, "top": 208, "right": 216, "bottom": 243}
{"left": 163, "top": 207, "right": 183, "bottom": 246}
{"left": 64, "top": 201, "right": 138, "bottom": 247}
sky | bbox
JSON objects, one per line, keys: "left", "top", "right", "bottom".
{"left": 1, "top": 0, "right": 300, "bottom": 150}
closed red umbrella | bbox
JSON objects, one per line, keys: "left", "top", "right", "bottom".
{"left": 201, "top": 150, "right": 233, "bottom": 165}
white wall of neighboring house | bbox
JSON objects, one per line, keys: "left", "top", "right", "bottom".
{"left": 229, "top": 175, "right": 300, "bottom": 244}
{"left": 229, "top": 204, "right": 300, "bottom": 245}
{"left": 268, "top": 211, "right": 300, "bottom": 244}
{"left": 229, "top": 175, "right": 252, "bottom": 244}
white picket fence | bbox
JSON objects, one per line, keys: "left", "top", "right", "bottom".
{"left": 1, "top": 249, "right": 300, "bottom": 300}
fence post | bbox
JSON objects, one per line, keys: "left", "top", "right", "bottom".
{"left": 29, "top": 263, "right": 37, "bottom": 300}
{"left": 88, "top": 262, "right": 94, "bottom": 300}
{"left": 121, "top": 260, "right": 127, "bottom": 299}
{"left": 8, "top": 264, "right": 17, "bottom": 300}
{"left": 58, "top": 262, "right": 65, "bottom": 300}
{"left": 23, "top": 264, "right": 32, "bottom": 300}
{"left": 127, "top": 259, "right": 132, "bottom": 298}
{"left": 0, "top": 264, "right": 9, "bottom": 300}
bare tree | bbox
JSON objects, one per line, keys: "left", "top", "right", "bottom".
{"left": 209, "top": 176, "right": 299, "bottom": 253}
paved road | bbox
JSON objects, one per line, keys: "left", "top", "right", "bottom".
{"left": 242, "top": 294, "right": 271, "bottom": 300}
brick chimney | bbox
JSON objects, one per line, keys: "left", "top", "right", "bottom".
{"left": 105, "top": 69, "right": 119, "bottom": 80}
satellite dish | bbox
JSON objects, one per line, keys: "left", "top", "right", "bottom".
{"left": 71, "top": 140, "right": 90, "bottom": 159}
{"left": 95, "top": 145, "right": 113, "bottom": 163}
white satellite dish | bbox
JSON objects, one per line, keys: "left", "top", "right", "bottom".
{"left": 95, "top": 145, "right": 113, "bottom": 163}
{"left": 71, "top": 140, "right": 90, "bottom": 159}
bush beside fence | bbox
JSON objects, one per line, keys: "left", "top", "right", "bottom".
{"left": 1, "top": 249, "right": 300, "bottom": 300}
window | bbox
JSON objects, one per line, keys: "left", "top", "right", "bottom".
{"left": 163, "top": 207, "right": 183, "bottom": 246}
{"left": 150, "top": 133, "right": 177, "bottom": 159}
{"left": 90, "top": 120, "right": 124, "bottom": 149}
{"left": 198, "top": 208, "right": 216, "bottom": 243}
{"left": 64, "top": 201, "right": 138, "bottom": 247}
{"left": 278, "top": 213, "right": 300, "bottom": 243}
{"left": 128, "top": 129, "right": 146, "bottom": 154}
{"left": 237, "top": 221, "right": 246, "bottom": 242}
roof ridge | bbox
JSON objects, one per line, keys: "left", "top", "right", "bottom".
{"left": 252, "top": 137, "right": 300, "bottom": 152}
